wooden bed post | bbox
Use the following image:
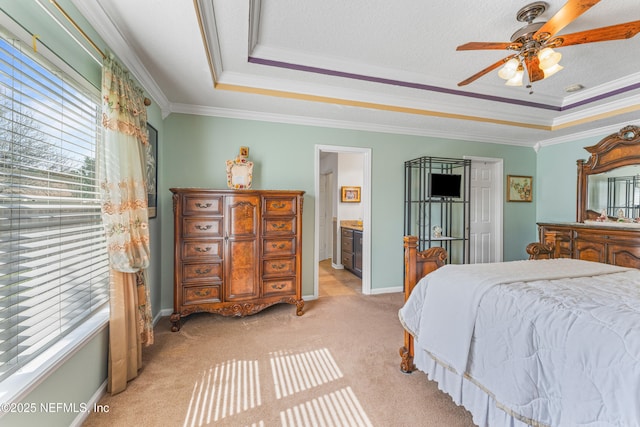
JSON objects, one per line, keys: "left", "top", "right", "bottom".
{"left": 400, "top": 236, "right": 447, "bottom": 373}
{"left": 526, "top": 242, "right": 555, "bottom": 260}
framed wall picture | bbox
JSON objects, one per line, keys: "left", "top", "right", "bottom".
{"left": 507, "top": 175, "right": 532, "bottom": 202}
{"left": 146, "top": 123, "right": 158, "bottom": 218}
{"left": 341, "top": 186, "right": 361, "bottom": 203}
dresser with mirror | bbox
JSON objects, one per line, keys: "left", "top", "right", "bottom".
{"left": 538, "top": 125, "right": 640, "bottom": 268}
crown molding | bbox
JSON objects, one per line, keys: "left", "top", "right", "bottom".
{"left": 194, "top": 0, "right": 223, "bottom": 85}
{"left": 169, "top": 102, "right": 537, "bottom": 146}
{"left": 537, "top": 121, "right": 634, "bottom": 147}
{"left": 551, "top": 95, "right": 640, "bottom": 130}
{"left": 217, "top": 70, "right": 554, "bottom": 128}
{"left": 248, "top": 0, "right": 261, "bottom": 55}
{"left": 561, "top": 73, "right": 640, "bottom": 107}
{"left": 70, "top": 0, "right": 171, "bottom": 118}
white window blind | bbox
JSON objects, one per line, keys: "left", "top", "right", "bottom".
{"left": 0, "top": 34, "right": 108, "bottom": 382}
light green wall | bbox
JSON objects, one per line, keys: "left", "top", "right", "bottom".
{"left": 536, "top": 133, "right": 608, "bottom": 222}
{"left": 1, "top": 330, "right": 108, "bottom": 426}
{"left": 159, "top": 114, "right": 539, "bottom": 310}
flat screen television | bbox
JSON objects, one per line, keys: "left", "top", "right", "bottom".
{"left": 429, "top": 173, "right": 462, "bottom": 198}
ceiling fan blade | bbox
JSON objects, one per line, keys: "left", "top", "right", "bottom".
{"left": 534, "top": 0, "right": 601, "bottom": 41}
{"left": 525, "top": 55, "right": 545, "bottom": 83}
{"left": 457, "top": 55, "right": 518, "bottom": 86}
{"left": 456, "top": 42, "right": 517, "bottom": 51}
{"left": 551, "top": 20, "right": 640, "bottom": 47}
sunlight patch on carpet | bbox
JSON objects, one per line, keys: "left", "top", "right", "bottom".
{"left": 280, "top": 386, "right": 373, "bottom": 427}
{"left": 183, "top": 359, "right": 261, "bottom": 426}
{"left": 270, "top": 348, "right": 343, "bottom": 399}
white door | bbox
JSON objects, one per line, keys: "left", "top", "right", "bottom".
{"left": 469, "top": 159, "right": 503, "bottom": 263}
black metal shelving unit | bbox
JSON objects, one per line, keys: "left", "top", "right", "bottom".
{"left": 404, "top": 156, "right": 471, "bottom": 264}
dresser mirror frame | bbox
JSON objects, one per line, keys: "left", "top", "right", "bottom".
{"left": 577, "top": 125, "right": 640, "bottom": 222}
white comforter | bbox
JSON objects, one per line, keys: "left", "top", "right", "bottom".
{"left": 399, "top": 258, "right": 640, "bottom": 426}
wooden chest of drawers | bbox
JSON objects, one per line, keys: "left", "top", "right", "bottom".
{"left": 170, "top": 188, "right": 304, "bottom": 331}
{"left": 538, "top": 222, "right": 640, "bottom": 268}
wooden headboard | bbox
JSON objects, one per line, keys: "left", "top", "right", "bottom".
{"left": 400, "top": 236, "right": 447, "bottom": 373}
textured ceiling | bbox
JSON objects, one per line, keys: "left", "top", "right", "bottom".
{"left": 72, "top": 0, "right": 640, "bottom": 147}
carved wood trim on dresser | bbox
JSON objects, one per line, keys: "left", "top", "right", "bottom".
{"left": 170, "top": 188, "right": 305, "bottom": 331}
{"left": 538, "top": 222, "right": 640, "bottom": 268}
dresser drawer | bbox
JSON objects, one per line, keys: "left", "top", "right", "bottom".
{"left": 263, "top": 238, "right": 296, "bottom": 257}
{"left": 183, "top": 218, "right": 223, "bottom": 238}
{"left": 182, "top": 240, "right": 223, "bottom": 260}
{"left": 263, "top": 197, "right": 297, "bottom": 216}
{"left": 262, "top": 277, "right": 295, "bottom": 296}
{"left": 183, "top": 195, "right": 223, "bottom": 216}
{"left": 263, "top": 257, "right": 296, "bottom": 278}
{"left": 263, "top": 217, "right": 296, "bottom": 235}
{"left": 183, "top": 262, "right": 222, "bottom": 282}
{"left": 183, "top": 285, "right": 221, "bottom": 304}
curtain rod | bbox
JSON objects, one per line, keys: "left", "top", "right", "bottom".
{"left": 48, "top": 0, "right": 152, "bottom": 107}
{"left": 49, "top": 0, "right": 104, "bottom": 59}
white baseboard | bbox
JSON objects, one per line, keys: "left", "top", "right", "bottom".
{"left": 70, "top": 379, "right": 107, "bottom": 427}
{"left": 369, "top": 286, "right": 403, "bottom": 295}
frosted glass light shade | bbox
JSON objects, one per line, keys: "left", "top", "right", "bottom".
{"left": 498, "top": 58, "right": 520, "bottom": 80}
{"left": 543, "top": 63, "right": 564, "bottom": 78}
{"left": 505, "top": 69, "right": 524, "bottom": 86}
{"left": 539, "top": 48, "right": 562, "bottom": 69}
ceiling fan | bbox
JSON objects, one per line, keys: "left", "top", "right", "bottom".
{"left": 456, "top": 0, "right": 640, "bottom": 90}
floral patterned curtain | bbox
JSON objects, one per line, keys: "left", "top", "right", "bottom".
{"left": 100, "top": 54, "right": 153, "bottom": 395}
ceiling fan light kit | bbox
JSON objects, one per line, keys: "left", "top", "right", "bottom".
{"left": 456, "top": 0, "right": 640, "bottom": 92}
{"left": 505, "top": 66, "right": 526, "bottom": 86}
{"left": 498, "top": 46, "right": 563, "bottom": 86}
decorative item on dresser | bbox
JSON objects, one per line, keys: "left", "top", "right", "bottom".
{"left": 170, "top": 188, "right": 304, "bottom": 331}
{"left": 538, "top": 125, "right": 640, "bottom": 268}
{"left": 226, "top": 147, "right": 254, "bottom": 189}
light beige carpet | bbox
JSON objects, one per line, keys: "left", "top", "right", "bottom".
{"left": 83, "top": 263, "right": 475, "bottom": 427}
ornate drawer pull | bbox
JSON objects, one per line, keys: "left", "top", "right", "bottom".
{"left": 271, "top": 223, "right": 286, "bottom": 229}
{"left": 195, "top": 202, "right": 212, "bottom": 208}
{"left": 193, "top": 289, "right": 210, "bottom": 297}
{"left": 271, "top": 283, "right": 286, "bottom": 290}
{"left": 272, "top": 243, "right": 286, "bottom": 249}
{"left": 195, "top": 247, "right": 212, "bottom": 253}
{"left": 271, "top": 202, "right": 286, "bottom": 209}
{"left": 271, "top": 263, "right": 286, "bottom": 270}
{"left": 195, "top": 268, "right": 212, "bottom": 274}
{"left": 195, "top": 224, "right": 212, "bottom": 230}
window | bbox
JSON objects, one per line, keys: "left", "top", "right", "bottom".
{"left": 0, "top": 33, "right": 108, "bottom": 383}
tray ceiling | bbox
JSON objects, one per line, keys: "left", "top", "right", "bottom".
{"left": 72, "top": 0, "right": 640, "bottom": 147}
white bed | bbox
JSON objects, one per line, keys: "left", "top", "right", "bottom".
{"left": 398, "top": 244, "right": 640, "bottom": 427}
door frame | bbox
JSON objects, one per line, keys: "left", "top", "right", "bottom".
{"left": 314, "top": 145, "right": 372, "bottom": 298}
{"left": 465, "top": 155, "right": 504, "bottom": 262}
